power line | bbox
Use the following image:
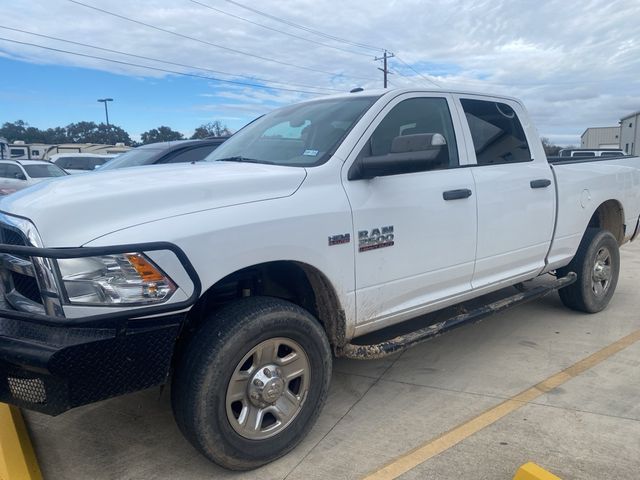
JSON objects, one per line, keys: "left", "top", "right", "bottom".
{"left": 189, "top": 0, "right": 372, "bottom": 58}
{"left": 67, "top": 0, "right": 378, "bottom": 82}
{"left": 394, "top": 55, "right": 442, "bottom": 88}
{"left": 0, "top": 25, "right": 342, "bottom": 93}
{"left": 0, "top": 36, "right": 331, "bottom": 95}
{"left": 221, "top": 0, "right": 383, "bottom": 53}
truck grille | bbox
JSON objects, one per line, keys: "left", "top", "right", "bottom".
{"left": 7, "top": 376, "right": 47, "bottom": 404}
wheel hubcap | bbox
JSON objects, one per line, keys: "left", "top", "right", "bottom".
{"left": 247, "top": 365, "right": 285, "bottom": 407}
{"left": 591, "top": 247, "right": 612, "bottom": 297}
{"left": 226, "top": 337, "right": 310, "bottom": 440}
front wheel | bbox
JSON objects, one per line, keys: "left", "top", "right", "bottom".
{"left": 171, "top": 296, "right": 332, "bottom": 470}
{"left": 557, "top": 228, "right": 620, "bottom": 313}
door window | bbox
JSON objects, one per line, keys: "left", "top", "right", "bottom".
{"left": 365, "top": 97, "right": 459, "bottom": 170}
{"left": 461, "top": 99, "right": 531, "bottom": 165}
{"left": 0, "top": 164, "right": 26, "bottom": 180}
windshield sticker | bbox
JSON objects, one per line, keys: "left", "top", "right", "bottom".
{"left": 303, "top": 149, "right": 319, "bottom": 156}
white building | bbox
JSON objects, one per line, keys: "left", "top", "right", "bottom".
{"left": 580, "top": 126, "right": 620, "bottom": 149}
{"left": 620, "top": 111, "right": 640, "bottom": 156}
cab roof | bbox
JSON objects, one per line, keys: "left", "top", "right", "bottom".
{"left": 308, "top": 87, "right": 522, "bottom": 105}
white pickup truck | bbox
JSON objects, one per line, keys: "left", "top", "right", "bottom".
{"left": 0, "top": 88, "right": 639, "bottom": 470}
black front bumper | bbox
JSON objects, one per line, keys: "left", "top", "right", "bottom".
{"left": 0, "top": 314, "right": 184, "bottom": 415}
{"left": 0, "top": 240, "right": 202, "bottom": 415}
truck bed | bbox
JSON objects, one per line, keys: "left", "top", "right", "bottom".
{"left": 545, "top": 154, "right": 640, "bottom": 271}
{"left": 547, "top": 155, "right": 637, "bottom": 164}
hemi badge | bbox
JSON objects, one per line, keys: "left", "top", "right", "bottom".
{"left": 328, "top": 233, "right": 350, "bottom": 246}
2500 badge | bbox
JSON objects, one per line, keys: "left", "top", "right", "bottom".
{"left": 358, "top": 226, "right": 394, "bottom": 252}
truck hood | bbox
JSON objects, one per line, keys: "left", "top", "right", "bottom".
{"left": 0, "top": 162, "right": 307, "bottom": 246}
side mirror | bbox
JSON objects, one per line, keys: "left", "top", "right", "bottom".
{"left": 348, "top": 133, "right": 449, "bottom": 180}
{"left": 14, "top": 173, "right": 26, "bottom": 181}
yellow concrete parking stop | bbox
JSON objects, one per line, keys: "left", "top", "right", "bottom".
{"left": 0, "top": 404, "right": 41, "bottom": 480}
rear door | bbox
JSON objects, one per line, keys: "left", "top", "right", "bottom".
{"left": 342, "top": 93, "right": 477, "bottom": 326}
{"left": 454, "top": 95, "right": 555, "bottom": 288}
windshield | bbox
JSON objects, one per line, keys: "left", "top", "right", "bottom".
{"left": 99, "top": 148, "right": 164, "bottom": 170}
{"left": 205, "top": 96, "right": 380, "bottom": 167}
{"left": 54, "top": 156, "right": 110, "bottom": 170}
{"left": 24, "top": 164, "right": 67, "bottom": 178}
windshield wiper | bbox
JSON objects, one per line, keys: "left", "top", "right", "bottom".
{"left": 215, "top": 156, "right": 275, "bottom": 165}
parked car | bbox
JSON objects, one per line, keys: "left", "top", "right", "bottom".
{"left": 558, "top": 148, "right": 625, "bottom": 157}
{"left": 50, "top": 153, "right": 118, "bottom": 174}
{"left": 1, "top": 88, "right": 640, "bottom": 470}
{"left": 0, "top": 159, "right": 67, "bottom": 195}
{"left": 98, "top": 138, "right": 228, "bottom": 171}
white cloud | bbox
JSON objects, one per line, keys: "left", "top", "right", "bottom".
{"left": 1, "top": 0, "right": 640, "bottom": 145}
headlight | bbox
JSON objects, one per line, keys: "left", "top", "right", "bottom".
{"left": 57, "top": 253, "right": 176, "bottom": 305}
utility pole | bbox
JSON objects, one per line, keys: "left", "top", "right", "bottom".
{"left": 375, "top": 50, "right": 394, "bottom": 88}
{"left": 97, "top": 98, "right": 114, "bottom": 126}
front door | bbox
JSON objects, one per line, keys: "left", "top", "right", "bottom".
{"left": 342, "top": 93, "right": 477, "bottom": 327}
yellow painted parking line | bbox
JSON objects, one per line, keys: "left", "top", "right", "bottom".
{"left": 513, "top": 462, "right": 562, "bottom": 480}
{"left": 363, "top": 328, "right": 640, "bottom": 480}
{"left": 0, "top": 404, "right": 42, "bottom": 480}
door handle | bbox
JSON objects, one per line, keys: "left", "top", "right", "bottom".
{"left": 442, "top": 188, "right": 472, "bottom": 200}
{"left": 530, "top": 179, "right": 552, "bottom": 189}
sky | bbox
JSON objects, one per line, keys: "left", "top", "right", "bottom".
{"left": 1, "top": 0, "right": 639, "bottom": 145}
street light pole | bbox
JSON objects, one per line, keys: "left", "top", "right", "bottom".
{"left": 97, "top": 98, "right": 114, "bottom": 126}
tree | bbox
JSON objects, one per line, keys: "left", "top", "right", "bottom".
{"left": 0, "top": 120, "right": 29, "bottom": 142}
{"left": 42, "top": 127, "right": 70, "bottom": 144}
{"left": 141, "top": 126, "right": 184, "bottom": 144}
{"left": 0, "top": 120, "right": 133, "bottom": 145}
{"left": 541, "top": 137, "right": 562, "bottom": 157}
{"left": 64, "top": 121, "right": 131, "bottom": 144}
{"left": 190, "top": 121, "right": 232, "bottom": 139}
{"left": 95, "top": 123, "right": 132, "bottom": 145}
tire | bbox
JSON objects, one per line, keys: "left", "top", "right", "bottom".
{"left": 171, "top": 296, "right": 332, "bottom": 470}
{"left": 557, "top": 228, "right": 620, "bottom": 313}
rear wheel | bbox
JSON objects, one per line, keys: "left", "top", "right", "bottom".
{"left": 557, "top": 228, "right": 620, "bottom": 313}
{"left": 172, "top": 296, "right": 332, "bottom": 470}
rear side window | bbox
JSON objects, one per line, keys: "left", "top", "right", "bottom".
{"left": 600, "top": 151, "right": 623, "bottom": 157}
{"left": 461, "top": 99, "right": 531, "bottom": 165}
